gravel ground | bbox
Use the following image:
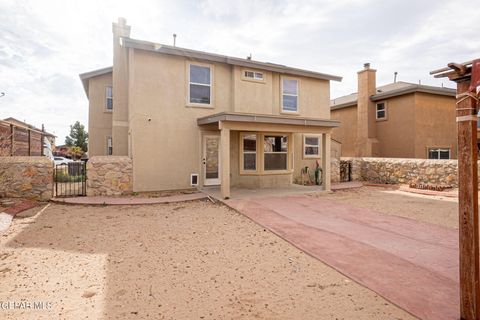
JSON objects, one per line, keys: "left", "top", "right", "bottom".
{"left": 318, "top": 186, "right": 458, "bottom": 229}
{"left": 0, "top": 199, "right": 414, "bottom": 320}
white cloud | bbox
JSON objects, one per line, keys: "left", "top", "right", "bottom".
{"left": 0, "top": 0, "right": 478, "bottom": 143}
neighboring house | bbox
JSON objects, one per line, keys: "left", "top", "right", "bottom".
{"left": 0, "top": 117, "right": 56, "bottom": 157}
{"left": 80, "top": 18, "right": 342, "bottom": 198}
{"left": 330, "top": 64, "right": 457, "bottom": 159}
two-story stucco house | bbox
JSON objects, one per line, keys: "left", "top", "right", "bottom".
{"left": 331, "top": 64, "right": 457, "bottom": 159}
{"left": 80, "top": 18, "right": 341, "bottom": 198}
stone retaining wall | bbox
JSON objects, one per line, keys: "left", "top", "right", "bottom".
{"left": 87, "top": 156, "right": 133, "bottom": 196}
{"left": 341, "top": 157, "right": 459, "bottom": 186}
{"left": 0, "top": 157, "right": 54, "bottom": 200}
{"left": 331, "top": 158, "right": 340, "bottom": 183}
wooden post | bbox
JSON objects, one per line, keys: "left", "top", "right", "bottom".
{"left": 431, "top": 61, "right": 480, "bottom": 319}
{"left": 456, "top": 78, "right": 480, "bottom": 320}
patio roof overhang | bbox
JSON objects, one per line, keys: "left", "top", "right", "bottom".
{"left": 197, "top": 112, "right": 340, "bottom": 133}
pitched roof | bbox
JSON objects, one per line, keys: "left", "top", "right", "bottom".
{"left": 330, "top": 81, "right": 456, "bottom": 110}
{"left": 3, "top": 117, "right": 56, "bottom": 137}
{"left": 120, "top": 37, "right": 342, "bottom": 82}
{"left": 79, "top": 66, "right": 113, "bottom": 96}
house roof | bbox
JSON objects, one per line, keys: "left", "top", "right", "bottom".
{"left": 120, "top": 37, "right": 342, "bottom": 82}
{"left": 330, "top": 81, "right": 456, "bottom": 110}
{"left": 79, "top": 66, "right": 113, "bottom": 96}
{"left": 197, "top": 112, "right": 340, "bottom": 128}
{"left": 2, "top": 117, "right": 56, "bottom": 137}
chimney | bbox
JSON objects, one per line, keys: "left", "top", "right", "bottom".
{"left": 355, "top": 63, "right": 379, "bottom": 157}
{"left": 111, "top": 17, "right": 131, "bottom": 156}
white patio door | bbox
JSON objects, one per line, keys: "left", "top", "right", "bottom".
{"left": 203, "top": 135, "right": 221, "bottom": 186}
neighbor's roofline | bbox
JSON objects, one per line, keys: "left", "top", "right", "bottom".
{"left": 330, "top": 83, "right": 456, "bottom": 110}
{"left": 79, "top": 66, "right": 113, "bottom": 96}
{"left": 121, "top": 37, "right": 343, "bottom": 82}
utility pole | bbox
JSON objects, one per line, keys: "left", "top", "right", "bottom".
{"left": 431, "top": 60, "right": 480, "bottom": 320}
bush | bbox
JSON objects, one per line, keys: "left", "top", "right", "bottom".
{"left": 55, "top": 170, "right": 84, "bottom": 183}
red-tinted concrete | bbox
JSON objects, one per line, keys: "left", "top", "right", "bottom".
{"left": 4, "top": 200, "right": 37, "bottom": 216}
{"left": 52, "top": 193, "right": 207, "bottom": 205}
{"left": 226, "top": 195, "right": 458, "bottom": 320}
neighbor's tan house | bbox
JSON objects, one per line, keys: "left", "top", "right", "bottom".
{"left": 80, "top": 18, "right": 342, "bottom": 198}
{"left": 330, "top": 63, "right": 457, "bottom": 160}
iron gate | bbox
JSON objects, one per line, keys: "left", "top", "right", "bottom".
{"left": 54, "top": 161, "right": 87, "bottom": 197}
{"left": 340, "top": 160, "right": 352, "bottom": 182}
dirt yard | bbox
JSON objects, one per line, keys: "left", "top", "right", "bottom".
{"left": 319, "top": 186, "right": 459, "bottom": 229}
{"left": 0, "top": 199, "right": 416, "bottom": 319}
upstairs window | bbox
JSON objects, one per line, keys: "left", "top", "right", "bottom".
{"left": 189, "top": 64, "right": 211, "bottom": 105}
{"left": 105, "top": 86, "right": 113, "bottom": 110}
{"left": 428, "top": 148, "right": 450, "bottom": 159}
{"left": 264, "top": 135, "right": 288, "bottom": 171}
{"left": 282, "top": 79, "right": 298, "bottom": 113}
{"left": 244, "top": 70, "right": 264, "bottom": 81}
{"left": 376, "top": 102, "right": 386, "bottom": 119}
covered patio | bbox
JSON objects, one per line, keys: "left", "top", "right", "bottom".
{"left": 197, "top": 112, "right": 340, "bottom": 199}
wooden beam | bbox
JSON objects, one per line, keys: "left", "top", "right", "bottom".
{"left": 455, "top": 78, "right": 480, "bottom": 320}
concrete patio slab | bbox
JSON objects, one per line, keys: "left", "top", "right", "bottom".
{"left": 52, "top": 192, "right": 207, "bottom": 205}
{"left": 226, "top": 195, "right": 459, "bottom": 320}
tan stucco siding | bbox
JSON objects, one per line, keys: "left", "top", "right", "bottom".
{"left": 128, "top": 50, "right": 232, "bottom": 191}
{"left": 232, "top": 67, "right": 330, "bottom": 118}
{"left": 374, "top": 94, "right": 416, "bottom": 158}
{"left": 331, "top": 105, "right": 357, "bottom": 157}
{"left": 87, "top": 73, "right": 113, "bottom": 156}
{"left": 413, "top": 93, "right": 457, "bottom": 159}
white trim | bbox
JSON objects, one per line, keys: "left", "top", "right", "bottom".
{"left": 427, "top": 147, "right": 451, "bottom": 160}
{"left": 303, "top": 134, "right": 321, "bottom": 158}
{"left": 203, "top": 134, "right": 221, "bottom": 186}
{"left": 375, "top": 102, "right": 387, "bottom": 120}
{"left": 187, "top": 62, "right": 214, "bottom": 108}
{"left": 105, "top": 86, "right": 113, "bottom": 111}
{"left": 281, "top": 77, "right": 299, "bottom": 113}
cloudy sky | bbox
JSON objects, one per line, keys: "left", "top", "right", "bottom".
{"left": 0, "top": 0, "right": 478, "bottom": 144}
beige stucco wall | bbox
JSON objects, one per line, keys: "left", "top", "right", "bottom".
{"left": 128, "top": 50, "right": 232, "bottom": 191}
{"left": 88, "top": 73, "right": 113, "bottom": 156}
{"left": 331, "top": 105, "right": 357, "bottom": 157}
{"left": 331, "top": 92, "right": 456, "bottom": 159}
{"left": 413, "top": 93, "right": 457, "bottom": 159}
{"left": 375, "top": 94, "right": 416, "bottom": 158}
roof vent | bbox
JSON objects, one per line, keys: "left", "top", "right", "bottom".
{"left": 364, "top": 63, "right": 370, "bottom": 70}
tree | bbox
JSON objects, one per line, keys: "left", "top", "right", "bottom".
{"left": 65, "top": 121, "right": 88, "bottom": 152}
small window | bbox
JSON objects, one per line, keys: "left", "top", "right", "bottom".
{"left": 242, "top": 134, "right": 257, "bottom": 171}
{"left": 189, "top": 64, "right": 211, "bottom": 105}
{"left": 376, "top": 102, "right": 386, "bottom": 119}
{"left": 264, "top": 135, "right": 288, "bottom": 171}
{"left": 107, "top": 136, "right": 113, "bottom": 155}
{"left": 428, "top": 148, "right": 450, "bottom": 159}
{"left": 282, "top": 79, "right": 298, "bottom": 112}
{"left": 105, "top": 86, "right": 113, "bottom": 110}
{"left": 244, "top": 70, "right": 264, "bottom": 80}
{"left": 304, "top": 135, "right": 320, "bottom": 158}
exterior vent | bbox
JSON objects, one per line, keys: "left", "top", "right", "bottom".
{"left": 190, "top": 174, "right": 199, "bottom": 187}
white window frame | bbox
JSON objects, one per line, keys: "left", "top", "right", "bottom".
{"left": 240, "top": 133, "right": 258, "bottom": 173}
{"left": 376, "top": 102, "right": 387, "bottom": 120}
{"left": 281, "top": 77, "right": 299, "bottom": 113}
{"left": 106, "top": 136, "right": 113, "bottom": 155}
{"left": 105, "top": 86, "right": 113, "bottom": 111}
{"left": 264, "top": 134, "right": 289, "bottom": 171}
{"left": 303, "top": 134, "right": 321, "bottom": 158}
{"left": 428, "top": 148, "right": 451, "bottom": 160}
{"left": 187, "top": 62, "right": 213, "bottom": 107}
{"left": 243, "top": 69, "right": 265, "bottom": 82}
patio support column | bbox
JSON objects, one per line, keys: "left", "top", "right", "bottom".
{"left": 322, "top": 133, "right": 331, "bottom": 191}
{"left": 220, "top": 127, "right": 230, "bottom": 199}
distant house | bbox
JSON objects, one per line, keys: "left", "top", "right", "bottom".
{"left": 79, "top": 18, "right": 342, "bottom": 198}
{"left": 330, "top": 64, "right": 457, "bottom": 159}
{"left": 0, "top": 117, "right": 56, "bottom": 157}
